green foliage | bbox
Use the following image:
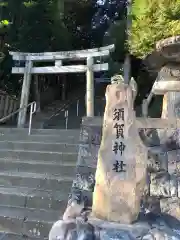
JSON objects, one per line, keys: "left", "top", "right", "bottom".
{"left": 130, "top": 0, "right": 180, "bottom": 58}
{"left": 23, "top": 1, "right": 37, "bottom": 7}
{"left": 0, "top": 20, "right": 9, "bottom": 26}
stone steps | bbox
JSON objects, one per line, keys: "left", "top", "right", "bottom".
{"left": 0, "top": 232, "right": 44, "bottom": 240}
{"left": 0, "top": 186, "right": 68, "bottom": 211}
{"left": 45, "top": 115, "right": 82, "bottom": 129}
{"left": 0, "top": 128, "right": 79, "bottom": 136}
{"left": 31, "top": 86, "right": 85, "bottom": 129}
{"left": 0, "top": 159, "right": 76, "bottom": 175}
{"left": 0, "top": 171, "right": 74, "bottom": 191}
{"left": 0, "top": 150, "right": 77, "bottom": 163}
{"left": 0, "top": 141, "right": 79, "bottom": 153}
{"left": 0, "top": 128, "right": 80, "bottom": 238}
{"left": 0, "top": 205, "right": 57, "bottom": 238}
{"left": 0, "top": 134, "right": 79, "bottom": 143}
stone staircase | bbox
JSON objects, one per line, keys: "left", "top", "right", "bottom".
{"left": 0, "top": 128, "right": 79, "bottom": 240}
{"left": 31, "top": 86, "right": 86, "bottom": 129}
{"left": 44, "top": 96, "right": 106, "bottom": 129}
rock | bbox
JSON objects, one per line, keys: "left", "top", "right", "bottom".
{"left": 89, "top": 215, "right": 180, "bottom": 239}
{"left": 49, "top": 219, "right": 95, "bottom": 240}
{"left": 147, "top": 148, "right": 168, "bottom": 173}
{"left": 63, "top": 200, "right": 84, "bottom": 220}
{"left": 72, "top": 170, "right": 95, "bottom": 193}
{"left": 150, "top": 172, "right": 177, "bottom": 197}
{"left": 148, "top": 215, "right": 180, "bottom": 239}
{"left": 92, "top": 82, "right": 147, "bottom": 224}
{"left": 76, "top": 220, "right": 95, "bottom": 240}
{"left": 143, "top": 228, "right": 177, "bottom": 240}
{"left": 160, "top": 197, "right": 180, "bottom": 220}
{"left": 139, "top": 128, "right": 160, "bottom": 147}
{"left": 99, "top": 228, "right": 134, "bottom": 240}
{"left": 88, "top": 217, "right": 151, "bottom": 240}
{"left": 96, "top": 217, "right": 180, "bottom": 240}
{"left": 142, "top": 196, "right": 161, "bottom": 215}
{"left": 49, "top": 219, "right": 77, "bottom": 240}
{"left": 98, "top": 222, "right": 150, "bottom": 240}
{"left": 167, "top": 150, "right": 180, "bottom": 174}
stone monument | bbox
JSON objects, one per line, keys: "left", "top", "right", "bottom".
{"left": 92, "top": 78, "right": 147, "bottom": 223}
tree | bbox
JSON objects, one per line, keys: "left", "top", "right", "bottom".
{"left": 130, "top": 0, "right": 180, "bottom": 58}
{"left": 0, "top": 17, "right": 20, "bottom": 96}
{"left": 0, "top": 0, "right": 73, "bottom": 96}
{"left": 64, "top": 0, "right": 97, "bottom": 49}
{"left": 16, "top": 0, "right": 72, "bottom": 52}
{"left": 103, "top": 20, "right": 126, "bottom": 62}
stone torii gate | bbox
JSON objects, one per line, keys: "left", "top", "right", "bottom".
{"left": 9, "top": 44, "right": 114, "bottom": 127}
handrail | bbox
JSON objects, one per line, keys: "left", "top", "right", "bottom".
{"left": 0, "top": 101, "right": 37, "bottom": 135}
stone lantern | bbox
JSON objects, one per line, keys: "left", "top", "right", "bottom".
{"left": 143, "top": 36, "right": 180, "bottom": 118}
{"left": 152, "top": 36, "right": 180, "bottom": 95}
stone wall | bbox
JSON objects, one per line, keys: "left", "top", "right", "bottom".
{"left": 63, "top": 117, "right": 102, "bottom": 220}
{"left": 63, "top": 114, "right": 180, "bottom": 222}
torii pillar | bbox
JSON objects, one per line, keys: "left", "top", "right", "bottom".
{"left": 18, "top": 60, "right": 32, "bottom": 127}
{"left": 86, "top": 57, "right": 94, "bottom": 117}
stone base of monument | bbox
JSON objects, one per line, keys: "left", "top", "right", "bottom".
{"left": 49, "top": 215, "right": 180, "bottom": 240}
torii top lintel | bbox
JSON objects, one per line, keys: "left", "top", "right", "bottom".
{"left": 9, "top": 44, "right": 115, "bottom": 62}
